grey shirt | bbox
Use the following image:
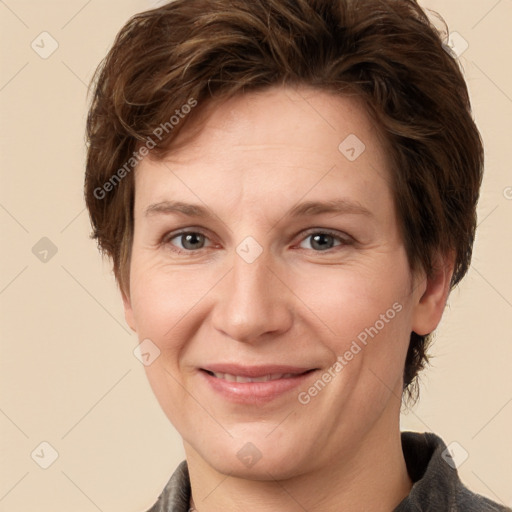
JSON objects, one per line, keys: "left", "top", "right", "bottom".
{"left": 147, "top": 432, "right": 510, "bottom": 511}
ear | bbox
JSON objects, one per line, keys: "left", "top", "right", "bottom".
{"left": 411, "top": 252, "right": 455, "bottom": 336}
{"left": 121, "top": 286, "right": 137, "bottom": 333}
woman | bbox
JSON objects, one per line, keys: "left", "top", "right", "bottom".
{"left": 84, "top": 0, "right": 510, "bottom": 510}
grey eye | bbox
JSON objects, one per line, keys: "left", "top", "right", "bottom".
{"left": 171, "top": 232, "right": 208, "bottom": 250}
{"left": 300, "top": 233, "right": 341, "bottom": 251}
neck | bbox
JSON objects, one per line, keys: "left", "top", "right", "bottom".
{"left": 185, "top": 411, "right": 412, "bottom": 512}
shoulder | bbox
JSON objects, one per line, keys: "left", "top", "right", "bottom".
{"left": 457, "top": 488, "right": 512, "bottom": 512}
{"left": 395, "top": 431, "right": 511, "bottom": 512}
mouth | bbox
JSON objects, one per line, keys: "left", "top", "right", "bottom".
{"left": 203, "top": 370, "right": 311, "bottom": 383}
{"left": 198, "top": 365, "right": 318, "bottom": 404}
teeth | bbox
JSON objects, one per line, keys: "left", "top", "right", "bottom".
{"left": 211, "top": 372, "right": 296, "bottom": 382}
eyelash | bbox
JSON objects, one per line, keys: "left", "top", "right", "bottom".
{"left": 161, "top": 228, "right": 354, "bottom": 255}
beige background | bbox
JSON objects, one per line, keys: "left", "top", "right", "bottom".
{"left": 1, "top": 0, "right": 511, "bottom": 510}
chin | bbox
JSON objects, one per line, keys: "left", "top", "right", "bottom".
{"left": 211, "top": 450, "right": 306, "bottom": 481}
{"left": 189, "top": 429, "right": 311, "bottom": 481}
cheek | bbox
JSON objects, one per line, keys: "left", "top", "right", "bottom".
{"left": 290, "top": 259, "right": 412, "bottom": 348}
{"left": 129, "top": 258, "right": 211, "bottom": 347}
{"left": 128, "top": 260, "right": 205, "bottom": 428}
{"left": 290, "top": 254, "right": 414, "bottom": 398}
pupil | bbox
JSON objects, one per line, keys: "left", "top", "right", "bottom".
{"left": 312, "top": 234, "right": 333, "bottom": 251}
{"left": 182, "top": 233, "right": 203, "bottom": 249}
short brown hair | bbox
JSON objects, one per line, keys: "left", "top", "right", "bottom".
{"left": 84, "top": 0, "right": 484, "bottom": 401}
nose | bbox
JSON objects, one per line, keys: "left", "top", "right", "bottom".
{"left": 211, "top": 250, "right": 294, "bottom": 344}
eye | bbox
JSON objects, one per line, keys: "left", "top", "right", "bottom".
{"left": 164, "top": 231, "right": 212, "bottom": 252}
{"left": 298, "top": 231, "right": 349, "bottom": 251}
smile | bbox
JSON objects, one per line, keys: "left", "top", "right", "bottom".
{"left": 206, "top": 371, "right": 302, "bottom": 382}
{"left": 199, "top": 365, "right": 317, "bottom": 404}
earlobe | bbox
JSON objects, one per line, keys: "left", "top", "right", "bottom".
{"left": 411, "top": 253, "right": 455, "bottom": 336}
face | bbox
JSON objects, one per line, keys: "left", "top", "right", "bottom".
{"left": 124, "top": 86, "right": 443, "bottom": 480}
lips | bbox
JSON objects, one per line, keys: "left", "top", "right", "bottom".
{"left": 199, "top": 364, "right": 317, "bottom": 404}
{"left": 207, "top": 371, "right": 300, "bottom": 383}
{"left": 201, "top": 363, "right": 313, "bottom": 378}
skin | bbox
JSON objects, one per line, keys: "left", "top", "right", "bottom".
{"left": 123, "top": 86, "right": 453, "bottom": 512}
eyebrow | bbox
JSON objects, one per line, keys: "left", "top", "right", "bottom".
{"left": 288, "top": 199, "right": 373, "bottom": 218}
{"left": 144, "top": 199, "right": 373, "bottom": 219}
{"left": 145, "top": 201, "right": 210, "bottom": 218}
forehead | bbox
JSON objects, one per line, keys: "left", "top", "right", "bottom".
{"left": 164, "top": 86, "right": 385, "bottom": 165}
{"left": 134, "top": 86, "right": 393, "bottom": 217}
